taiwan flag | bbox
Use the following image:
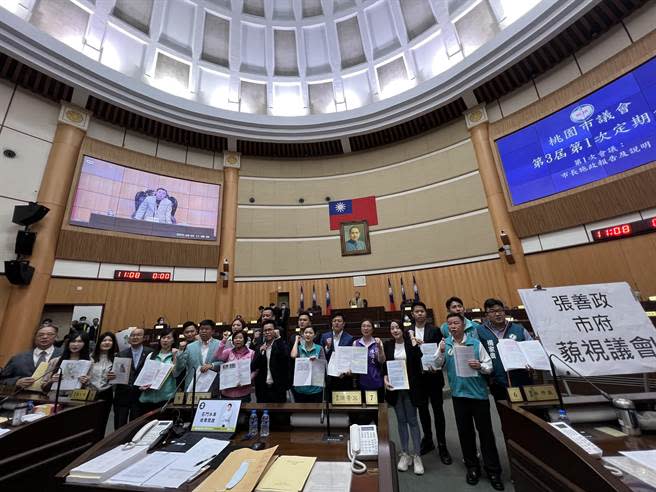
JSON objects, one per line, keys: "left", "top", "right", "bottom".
{"left": 329, "top": 196, "right": 378, "bottom": 230}
{"left": 387, "top": 278, "right": 396, "bottom": 311}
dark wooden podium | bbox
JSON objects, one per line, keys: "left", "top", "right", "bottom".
{"left": 0, "top": 395, "right": 109, "bottom": 491}
{"left": 56, "top": 402, "right": 397, "bottom": 492}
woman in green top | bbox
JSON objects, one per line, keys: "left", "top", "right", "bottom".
{"left": 291, "top": 326, "right": 325, "bottom": 403}
{"left": 138, "top": 327, "right": 178, "bottom": 413}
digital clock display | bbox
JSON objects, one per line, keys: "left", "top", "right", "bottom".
{"left": 591, "top": 217, "right": 656, "bottom": 242}
{"left": 113, "top": 270, "right": 172, "bottom": 282}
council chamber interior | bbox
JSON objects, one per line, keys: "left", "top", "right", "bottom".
{"left": 0, "top": 0, "right": 656, "bottom": 491}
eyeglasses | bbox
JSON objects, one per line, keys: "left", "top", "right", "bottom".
{"left": 486, "top": 308, "right": 505, "bottom": 314}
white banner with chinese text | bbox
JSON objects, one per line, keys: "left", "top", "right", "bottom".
{"left": 519, "top": 282, "right": 656, "bottom": 376}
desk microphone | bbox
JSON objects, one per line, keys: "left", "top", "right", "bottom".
{"left": 159, "top": 366, "right": 194, "bottom": 438}
{"left": 548, "top": 354, "right": 641, "bottom": 436}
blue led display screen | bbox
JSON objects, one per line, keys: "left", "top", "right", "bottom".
{"left": 496, "top": 56, "right": 656, "bottom": 205}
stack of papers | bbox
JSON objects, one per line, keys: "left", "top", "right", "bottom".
{"left": 256, "top": 456, "right": 317, "bottom": 492}
{"left": 303, "top": 462, "right": 352, "bottom": 492}
{"left": 67, "top": 445, "right": 147, "bottom": 484}
{"left": 326, "top": 347, "right": 368, "bottom": 376}
{"left": 133, "top": 358, "right": 173, "bottom": 390}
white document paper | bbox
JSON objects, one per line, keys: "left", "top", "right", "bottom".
{"left": 133, "top": 359, "right": 172, "bottom": 390}
{"left": 454, "top": 345, "right": 477, "bottom": 378}
{"left": 105, "top": 451, "right": 177, "bottom": 485}
{"left": 173, "top": 437, "right": 230, "bottom": 470}
{"left": 332, "top": 346, "right": 368, "bottom": 375}
{"left": 621, "top": 450, "right": 656, "bottom": 474}
{"left": 293, "top": 358, "right": 326, "bottom": 387}
{"left": 386, "top": 360, "right": 409, "bottom": 390}
{"left": 71, "top": 445, "right": 147, "bottom": 476}
{"left": 115, "top": 328, "right": 134, "bottom": 353}
{"left": 294, "top": 358, "right": 312, "bottom": 386}
{"left": 187, "top": 367, "right": 218, "bottom": 392}
{"left": 58, "top": 360, "right": 92, "bottom": 390}
{"left": 109, "top": 357, "right": 131, "bottom": 385}
{"left": 142, "top": 467, "right": 195, "bottom": 488}
{"left": 219, "top": 359, "right": 251, "bottom": 390}
{"left": 518, "top": 340, "right": 551, "bottom": 370}
{"left": 304, "top": 461, "right": 352, "bottom": 492}
{"left": 420, "top": 343, "right": 438, "bottom": 370}
{"left": 327, "top": 355, "right": 339, "bottom": 377}
{"left": 496, "top": 340, "right": 530, "bottom": 371}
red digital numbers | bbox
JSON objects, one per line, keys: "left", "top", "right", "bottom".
{"left": 113, "top": 270, "right": 170, "bottom": 282}
{"left": 592, "top": 218, "right": 656, "bottom": 242}
{"left": 151, "top": 272, "right": 171, "bottom": 280}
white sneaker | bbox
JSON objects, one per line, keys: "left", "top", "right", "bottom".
{"left": 397, "top": 452, "right": 412, "bottom": 472}
{"left": 413, "top": 455, "right": 424, "bottom": 475}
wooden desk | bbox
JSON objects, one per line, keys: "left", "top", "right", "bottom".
{"left": 496, "top": 400, "right": 656, "bottom": 491}
{"left": 56, "top": 403, "right": 397, "bottom": 492}
{"left": 0, "top": 395, "right": 109, "bottom": 491}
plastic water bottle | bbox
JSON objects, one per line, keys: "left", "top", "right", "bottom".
{"left": 558, "top": 408, "right": 570, "bottom": 424}
{"left": 260, "top": 410, "right": 270, "bottom": 437}
{"left": 248, "top": 409, "right": 259, "bottom": 437}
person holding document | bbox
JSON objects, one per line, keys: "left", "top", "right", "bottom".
{"left": 437, "top": 313, "right": 504, "bottom": 490}
{"left": 42, "top": 330, "right": 91, "bottom": 392}
{"left": 321, "top": 313, "right": 355, "bottom": 399}
{"left": 137, "top": 327, "right": 178, "bottom": 413}
{"left": 214, "top": 330, "right": 256, "bottom": 401}
{"left": 80, "top": 331, "right": 119, "bottom": 428}
{"left": 353, "top": 319, "right": 385, "bottom": 402}
{"left": 291, "top": 325, "right": 325, "bottom": 403}
{"left": 383, "top": 321, "right": 424, "bottom": 475}
{"left": 252, "top": 320, "right": 291, "bottom": 403}
{"left": 174, "top": 319, "right": 221, "bottom": 393}
{"left": 477, "top": 298, "right": 534, "bottom": 401}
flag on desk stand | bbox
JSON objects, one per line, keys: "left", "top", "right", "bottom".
{"left": 312, "top": 285, "right": 317, "bottom": 308}
{"left": 325, "top": 284, "right": 331, "bottom": 316}
{"left": 300, "top": 286, "right": 305, "bottom": 311}
{"left": 400, "top": 277, "right": 407, "bottom": 303}
{"left": 387, "top": 278, "right": 396, "bottom": 311}
{"left": 412, "top": 275, "right": 420, "bottom": 302}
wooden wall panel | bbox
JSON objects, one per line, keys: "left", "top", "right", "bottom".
{"left": 488, "top": 30, "right": 656, "bottom": 237}
{"left": 56, "top": 138, "right": 223, "bottom": 267}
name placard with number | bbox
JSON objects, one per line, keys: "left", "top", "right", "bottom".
{"left": 364, "top": 391, "right": 379, "bottom": 405}
{"left": 69, "top": 389, "right": 89, "bottom": 401}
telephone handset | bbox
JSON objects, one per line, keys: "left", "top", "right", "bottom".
{"left": 123, "top": 420, "right": 173, "bottom": 450}
{"left": 347, "top": 424, "right": 379, "bottom": 474}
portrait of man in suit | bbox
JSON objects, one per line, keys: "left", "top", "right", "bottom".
{"left": 340, "top": 220, "right": 371, "bottom": 256}
{"left": 133, "top": 187, "right": 173, "bottom": 224}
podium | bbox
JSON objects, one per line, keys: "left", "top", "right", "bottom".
{"left": 0, "top": 394, "right": 109, "bottom": 490}
{"left": 56, "top": 402, "right": 398, "bottom": 492}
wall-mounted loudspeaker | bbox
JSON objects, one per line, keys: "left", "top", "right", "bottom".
{"left": 4, "top": 260, "right": 34, "bottom": 285}
{"left": 15, "top": 230, "right": 36, "bottom": 255}
{"left": 12, "top": 202, "right": 50, "bottom": 226}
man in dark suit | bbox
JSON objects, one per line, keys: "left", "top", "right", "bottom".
{"left": 111, "top": 328, "right": 152, "bottom": 429}
{"left": 320, "top": 313, "right": 355, "bottom": 397}
{"left": 0, "top": 324, "right": 62, "bottom": 388}
{"left": 409, "top": 301, "right": 452, "bottom": 464}
{"left": 252, "top": 320, "right": 290, "bottom": 403}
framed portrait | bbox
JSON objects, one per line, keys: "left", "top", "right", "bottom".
{"left": 340, "top": 220, "right": 371, "bottom": 256}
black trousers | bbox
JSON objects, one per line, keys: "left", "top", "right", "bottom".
{"left": 293, "top": 389, "right": 323, "bottom": 403}
{"left": 255, "top": 383, "right": 287, "bottom": 403}
{"left": 489, "top": 383, "right": 508, "bottom": 402}
{"left": 113, "top": 399, "right": 142, "bottom": 430}
{"left": 452, "top": 397, "right": 501, "bottom": 475}
{"left": 417, "top": 373, "right": 447, "bottom": 446}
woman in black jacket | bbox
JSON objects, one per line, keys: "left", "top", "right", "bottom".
{"left": 383, "top": 320, "right": 425, "bottom": 475}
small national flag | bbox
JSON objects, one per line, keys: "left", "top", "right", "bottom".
{"left": 325, "top": 284, "right": 331, "bottom": 316}
{"left": 412, "top": 275, "right": 420, "bottom": 302}
{"left": 400, "top": 277, "right": 407, "bottom": 302}
{"left": 328, "top": 196, "right": 378, "bottom": 230}
{"left": 300, "top": 286, "right": 305, "bottom": 311}
{"left": 312, "top": 285, "right": 317, "bottom": 308}
{"left": 387, "top": 278, "right": 396, "bottom": 311}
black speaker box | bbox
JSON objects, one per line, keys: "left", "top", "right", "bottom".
{"left": 12, "top": 202, "right": 49, "bottom": 226}
{"left": 4, "top": 260, "right": 34, "bottom": 285}
{"left": 15, "top": 230, "right": 36, "bottom": 256}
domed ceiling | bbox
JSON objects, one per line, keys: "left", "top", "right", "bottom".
{"left": 0, "top": 0, "right": 612, "bottom": 142}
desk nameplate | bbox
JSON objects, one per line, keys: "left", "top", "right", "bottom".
{"left": 365, "top": 391, "right": 379, "bottom": 405}
{"left": 174, "top": 392, "right": 212, "bottom": 405}
{"left": 507, "top": 387, "right": 524, "bottom": 403}
{"left": 524, "top": 384, "right": 559, "bottom": 402}
{"left": 332, "top": 391, "right": 362, "bottom": 405}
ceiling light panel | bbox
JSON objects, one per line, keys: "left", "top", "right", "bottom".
{"left": 400, "top": 0, "right": 437, "bottom": 40}
{"left": 309, "top": 82, "right": 336, "bottom": 114}
{"left": 240, "top": 23, "right": 266, "bottom": 75}
{"left": 113, "top": 0, "right": 153, "bottom": 35}
{"left": 302, "top": 0, "right": 323, "bottom": 18}
{"left": 30, "top": 0, "right": 89, "bottom": 51}
{"left": 240, "top": 80, "right": 267, "bottom": 114}
{"left": 154, "top": 51, "right": 190, "bottom": 92}
{"left": 160, "top": 0, "right": 196, "bottom": 53}
{"left": 334, "top": 0, "right": 357, "bottom": 14}
{"left": 364, "top": 1, "right": 401, "bottom": 59}
{"left": 455, "top": 0, "right": 500, "bottom": 56}
{"left": 272, "top": 83, "right": 306, "bottom": 116}
{"left": 102, "top": 24, "right": 146, "bottom": 77}
{"left": 273, "top": 0, "right": 294, "bottom": 20}
{"left": 199, "top": 68, "right": 231, "bottom": 109}
{"left": 411, "top": 33, "right": 452, "bottom": 82}
{"left": 202, "top": 13, "right": 230, "bottom": 67}
{"left": 303, "top": 25, "right": 331, "bottom": 76}
{"left": 377, "top": 56, "right": 411, "bottom": 99}
{"left": 336, "top": 16, "right": 365, "bottom": 69}
{"left": 342, "top": 70, "right": 372, "bottom": 110}
{"left": 242, "top": 0, "right": 264, "bottom": 17}
{"left": 274, "top": 30, "right": 299, "bottom": 76}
